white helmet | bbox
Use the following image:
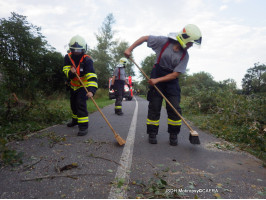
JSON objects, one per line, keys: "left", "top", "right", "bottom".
{"left": 69, "top": 35, "right": 87, "bottom": 53}
{"left": 168, "top": 24, "right": 202, "bottom": 49}
{"left": 118, "top": 57, "right": 129, "bottom": 67}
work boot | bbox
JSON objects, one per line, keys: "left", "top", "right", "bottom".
{"left": 77, "top": 128, "right": 88, "bottom": 136}
{"left": 148, "top": 134, "right": 157, "bottom": 144}
{"left": 115, "top": 109, "right": 123, "bottom": 115}
{"left": 117, "top": 111, "right": 124, "bottom": 116}
{"left": 169, "top": 133, "right": 178, "bottom": 146}
{"left": 67, "top": 119, "right": 78, "bottom": 127}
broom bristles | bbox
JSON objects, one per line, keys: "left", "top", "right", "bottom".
{"left": 189, "top": 130, "right": 200, "bottom": 144}
{"left": 115, "top": 134, "right": 126, "bottom": 146}
{"left": 189, "top": 134, "right": 200, "bottom": 144}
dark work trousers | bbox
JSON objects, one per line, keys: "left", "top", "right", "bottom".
{"left": 114, "top": 80, "right": 125, "bottom": 114}
{"left": 147, "top": 64, "right": 182, "bottom": 135}
{"left": 70, "top": 88, "right": 89, "bottom": 130}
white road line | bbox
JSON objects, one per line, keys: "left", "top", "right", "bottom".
{"left": 108, "top": 97, "right": 138, "bottom": 199}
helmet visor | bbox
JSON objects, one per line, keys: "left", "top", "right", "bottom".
{"left": 70, "top": 48, "right": 85, "bottom": 53}
{"left": 194, "top": 37, "right": 202, "bottom": 46}
{"left": 70, "top": 42, "right": 83, "bottom": 48}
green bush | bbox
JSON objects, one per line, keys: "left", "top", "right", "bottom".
{"left": 182, "top": 87, "right": 265, "bottom": 160}
{"left": 182, "top": 87, "right": 224, "bottom": 114}
{"left": 94, "top": 88, "right": 109, "bottom": 99}
{"left": 0, "top": 138, "right": 23, "bottom": 166}
{"left": 1, "top": 95, "right": 71, "bottom": 141}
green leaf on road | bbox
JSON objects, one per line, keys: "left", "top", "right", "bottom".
{"left": 162, "top": 167, "right": 170, "bottom": 172}
{"left": 117, "top": 178, "right": 125, "bottom": 188}
{"left": 214, "top": 193, "right": 221, "bottom": 199}
{"left": 189, "top": 185, "right": 195, "bottom": 189}
{"left": 160, "top": 178, "right": 167, "bottom": 186}
{"left": 257, "top": 191, "right": 266, "bottom": 196}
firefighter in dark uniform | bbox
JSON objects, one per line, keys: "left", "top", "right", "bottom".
{"left": 125, "top": 24, "right": 202, "bottom": 145}
{"left": 110, "top": 57, "right": 130, "bottom": 115}
{"left": 63, "top": 35, "right": 98, "bottom": 136}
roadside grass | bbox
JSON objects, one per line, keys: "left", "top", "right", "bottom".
{"left": 1, "top": 89, "right": 113, "bottom": 139}
{"left": 0, "top": 89, "right": 114, "bottom": 166}
{"left": 183, "top": 112, "right": 266, "bottom": 163}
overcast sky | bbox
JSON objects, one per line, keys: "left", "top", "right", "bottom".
{"left": 1, "top": 0, "right": 266, "bottom": 88}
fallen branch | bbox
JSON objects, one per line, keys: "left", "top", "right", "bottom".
{"left": 147, "top": 161, "right": 156, "bottom": 168}
{"left": 21, "top": 173, "right": 106, "bottom": 182}
{"left": 22, "top": 159, "right": 42, "bottom": 171}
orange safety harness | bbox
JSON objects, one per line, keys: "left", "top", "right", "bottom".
{"left": 68, "top": 52, "right": 90, "bottom": 87}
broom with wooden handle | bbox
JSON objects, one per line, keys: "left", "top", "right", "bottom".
{"left": 129, "top": 57, "right": 200, "bottom": 144}
{"left": 67, "top": 55, "right": 126, "bottom": 146}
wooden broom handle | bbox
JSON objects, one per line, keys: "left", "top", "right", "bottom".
{"left": 129, "top": 57, "right": 194, "bottom": 132}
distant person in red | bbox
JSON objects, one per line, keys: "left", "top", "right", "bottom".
{"left": 110, "top": 57, "right": 130, "bottom": 115}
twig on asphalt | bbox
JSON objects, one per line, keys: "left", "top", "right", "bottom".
{"left": 89, "top": 154, "right": 122, "bottom": 167}
{"left": 22, "top": 159, "right": 42, "bottom": 171}
{"left": 147, "top": 161, "right": 156, "bottom": 168}
{"left": 21, "top": 173, "right": 106, "bottom": 182}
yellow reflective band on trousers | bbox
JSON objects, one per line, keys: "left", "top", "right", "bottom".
{"left": 115, "top": 106, "right": 122, "bottom": 109}
{"left": 167, "top": 118, "right": 182, "bottom": 126}
{"left": 78, "top": 117, "right": 89, "bottom": 123}
{"left": 146, "top": 118, "right": 159, "bottom": 126}
{"left": 72, "top": 114, "right": 78, "bottom": 119}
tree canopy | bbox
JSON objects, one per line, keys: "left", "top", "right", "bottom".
{"left": 242, "top": 63, "right": 266, "bottom": 94}
{"left": 0, "top": 12, "right": 64, "bottom": 98}
{"left": 88, "top": 13, "right": 134, "bottom": 88}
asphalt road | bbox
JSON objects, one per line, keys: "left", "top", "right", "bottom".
{"left": 0, "top": 96, "right": 265, "bottom": 199}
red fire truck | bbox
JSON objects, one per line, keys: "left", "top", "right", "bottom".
{"left": 109, "top": 76, "right": 133, "bottom": 101}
